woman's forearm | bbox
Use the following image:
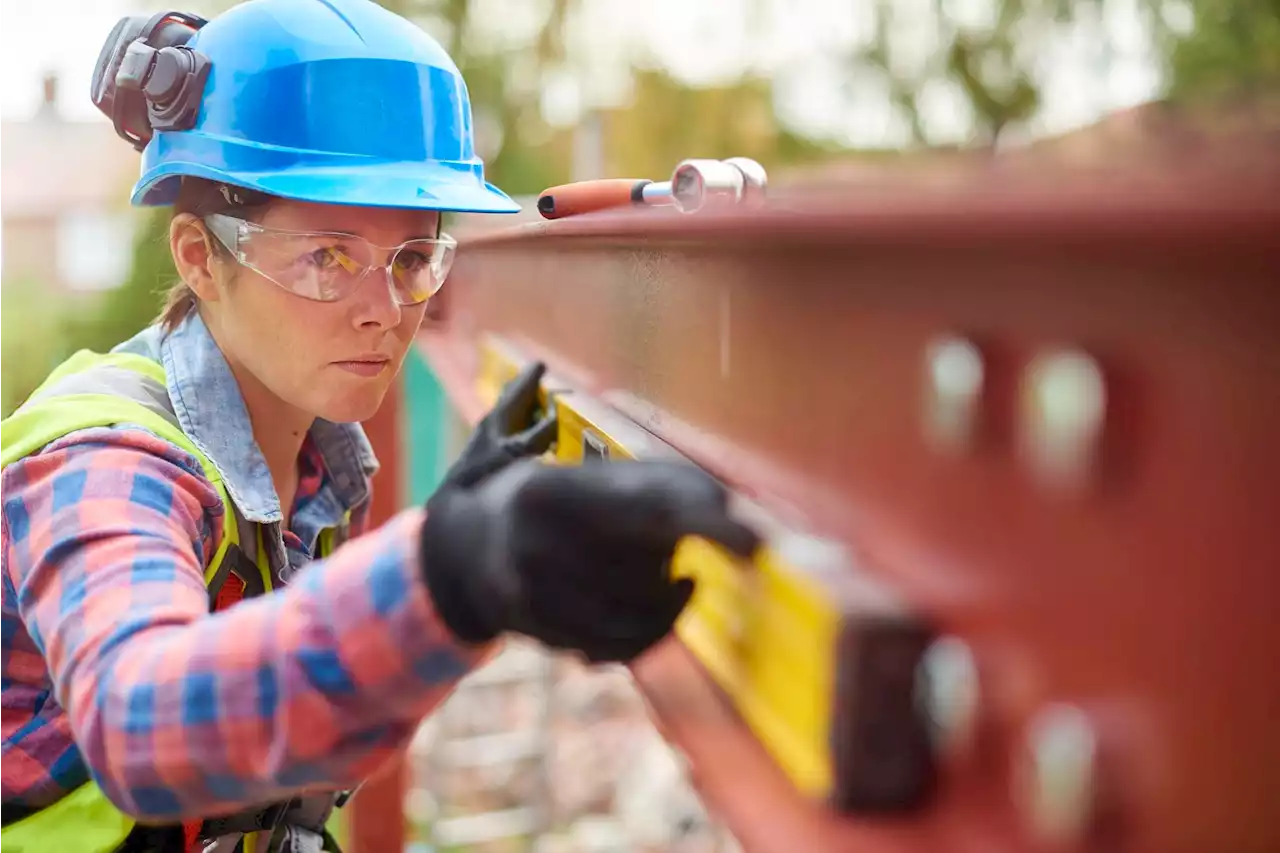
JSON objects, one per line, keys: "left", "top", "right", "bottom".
{"left": 4, "top": 433, "right": 479, "bottom": 821}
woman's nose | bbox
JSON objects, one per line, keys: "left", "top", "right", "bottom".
{"left": 350, "top": 265, "right": 403, "bottom": 330}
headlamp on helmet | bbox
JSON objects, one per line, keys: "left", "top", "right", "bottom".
{"left": 91, "top": 11, "right": 211, "bottom": 152}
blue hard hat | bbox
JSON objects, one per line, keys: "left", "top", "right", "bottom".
{"left": 130, "top": 0, "right": 518, "bottom": 213}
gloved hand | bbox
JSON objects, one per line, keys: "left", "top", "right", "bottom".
{"left": 440, "top": 362, "right": 558, "bottom": 491}
{"left": 420, "top": 458, "right": 760, "bottom": 663}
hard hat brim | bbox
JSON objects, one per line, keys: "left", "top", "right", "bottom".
{"left": 133, "top": 161, "right": 523, "bottom": 215}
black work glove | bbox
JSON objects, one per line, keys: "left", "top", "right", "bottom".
{"left": 440, "top": 362, "right": 558, "bottom": 491}
{"left": 420, "top": 458, "right": 761, "bottom": 664}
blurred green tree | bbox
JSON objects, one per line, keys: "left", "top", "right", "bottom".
{"left": 1, "top": 280, "right": 75, "bottom": 417}
{"left": 1, "top": 210, "right": 175, "bottom": 417}
{"left": 604, "top": 69, "right": 848, "bottom": 179}
{"left": 849, "top": 0, "right": 1279, "bottom": 148}
{"left": 62, "top": 209, "right": 176, "bottom": 355}
{"left": 1165, "top": 0, "right": 1280, "bottom": 102}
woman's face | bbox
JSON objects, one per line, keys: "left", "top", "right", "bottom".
{"left": 179, "top": 198, "right": 441, "bottom": 425}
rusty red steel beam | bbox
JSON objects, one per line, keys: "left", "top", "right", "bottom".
{"left": 418, "top": 162, "right": 1280, "bottom": 853}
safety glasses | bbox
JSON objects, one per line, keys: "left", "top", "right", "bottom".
{"left": 203, "top": 213, "right": 457, "bottom": 306}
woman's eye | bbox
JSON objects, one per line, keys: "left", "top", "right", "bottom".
{"left": 307, "top": 247, "right": 342, "bottom": 269}
{"left": 395, "top": 250, "right": 430, "bottom": 272}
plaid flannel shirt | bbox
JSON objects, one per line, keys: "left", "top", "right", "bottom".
{"left": 2, "top": 313, "right": 476, "bottom": 821}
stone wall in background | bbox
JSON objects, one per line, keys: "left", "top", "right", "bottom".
{"left": 407, "top": 640, "right": 741, "bottom": 853}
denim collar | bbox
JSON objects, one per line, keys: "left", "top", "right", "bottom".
{"left": 113, "top": 313, "right": 379, "bottom": 524}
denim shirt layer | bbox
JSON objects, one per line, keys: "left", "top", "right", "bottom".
{"left": 113, "top": 312, "right": 379, "bottom": 581}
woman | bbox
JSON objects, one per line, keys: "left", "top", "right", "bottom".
{"left": 0, "top": 1, "right": 757, "bottom": 851}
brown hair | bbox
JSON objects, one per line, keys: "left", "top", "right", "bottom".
{"left": 158, "top": 178, "right": 273, "bottom": 330}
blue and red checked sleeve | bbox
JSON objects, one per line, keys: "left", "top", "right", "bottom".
{"left": 1, "top": 427, "right": 480, "bottom": 821}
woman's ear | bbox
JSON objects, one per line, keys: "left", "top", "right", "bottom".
{"left": 170, "top": 214, "right": 223, "bottom": 303}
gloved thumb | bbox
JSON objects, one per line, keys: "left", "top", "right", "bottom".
{"left": 494, "top": 362, "right": 547, "bottom": 420}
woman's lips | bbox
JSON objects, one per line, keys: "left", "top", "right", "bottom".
{"left": 333, "top": 357, "right": 390, "bottom": 377}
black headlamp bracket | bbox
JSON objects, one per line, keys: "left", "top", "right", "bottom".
{"left": 91, "top": 11, "right": 211, "bottom": 152}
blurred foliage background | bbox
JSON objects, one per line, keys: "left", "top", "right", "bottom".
{"left": 2, "top": 0, "right": 1278, "bottom": 416}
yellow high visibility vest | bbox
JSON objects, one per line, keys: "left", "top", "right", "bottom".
{"left": 1, "top": 349, "right": 346, "bottom": 852}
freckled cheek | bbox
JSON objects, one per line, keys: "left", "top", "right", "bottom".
{"left": 223, "top": 279, "right": 282, "bottom": 361}
{"left": 244, "top": 283, "right": 341, "bottom": 380}
{"left": 234, "top": 271, "right": 299, "bottom": 331}
{"left": 392, "top": 306, "right": 429, "bottom": 364}
{"left": 291, "top": 304, "right": 353, "bottom": 373}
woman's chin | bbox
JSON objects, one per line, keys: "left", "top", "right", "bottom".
{"left": 312, "top": 385, "right": 389, "bottom": 425}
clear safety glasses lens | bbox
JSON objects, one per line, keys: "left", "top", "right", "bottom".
{"left": 204, "top": 213, "right": 456, "bottom": 305}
